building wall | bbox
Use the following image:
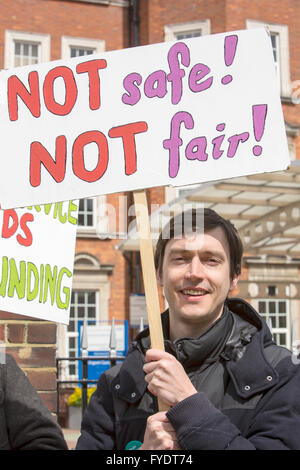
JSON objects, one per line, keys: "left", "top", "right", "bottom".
{"left": 139, "top": 0, "right": 226, "bottom": 45}
{"left": 0, "top": 311, "right": 57, "bottom": 413}
{"left": 0, "top": 0, "right": 129, "bottom": 68}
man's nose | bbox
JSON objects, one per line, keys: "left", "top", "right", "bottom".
{"left": 185, "top": 256, "right": 204, "bottom": 280}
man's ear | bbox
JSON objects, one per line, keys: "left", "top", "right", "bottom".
{"left": 156, "top": 268, "right": 163, "bottom": 286}
{"left": 229, "top": 275, "right": 239, "bottom": 292}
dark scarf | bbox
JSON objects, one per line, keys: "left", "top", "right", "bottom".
{"left": 162, "top": 303, "right": 233, "bottom": 371}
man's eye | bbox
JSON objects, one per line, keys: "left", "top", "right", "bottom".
{"left": 206, "top": 258, "right": 219, "bottom": 264}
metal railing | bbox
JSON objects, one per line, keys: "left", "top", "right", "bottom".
{"left": 56, "top": 318, "right": 127, "bottom": 424}
{"left": 56, "top": 354, "right": 125, "bottom": 423}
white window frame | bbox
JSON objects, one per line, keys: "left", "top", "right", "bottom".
{"left": 61, "top": 36, "right": 105, "bottom": 59}
{"left": 56, "top": 253, "right": 111, "bottom": 381}
{"left": 77, "top": 197, "right": 97, "bottom": 233}
{"left": 164, "top": 20, "right": 210, "bottom": 42}
{"left": 76, "top": 195, "right": 113, "bottom": 238}
{"left": 246, "top": 20, "right": 291, "bottom": 99}
{"left": 67, "top": 290, "right": 99, "bottom": 380}
{"left": 4, "top": 30, "right": 50, "bottom": 69}
{"left": 256, "top": 298, "right": 291, "bottom": 349}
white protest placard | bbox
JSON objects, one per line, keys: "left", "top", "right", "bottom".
{"left": 0, "top": 201, "right": 78, "bottom": 323}
{"left": 0, "top": 27, "right": 289, "bottom": 209}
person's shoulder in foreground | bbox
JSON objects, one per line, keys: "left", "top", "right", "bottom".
{"left": 0, "top": 353, "right": 68, "bottom": 450}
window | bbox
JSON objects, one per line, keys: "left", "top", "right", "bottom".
{"left": 246, "top": 20, "right": 291, "bottom": 98}
{"left": 5, "top": 30, "right": 50, "bottom": 69}
{"left": 78, "top": 198, "right": 96, "bottom": 228}
{"left": 270, "top": 32, "right": 280, "bottom": 92}
{"left": 67, "top": 291, "right": 98, "bottom": 377}
{"left": 61, "top": 36, "right": 105, "bottom": 60}
{"left": 267, "top": 285, "right": 277, "bottom": 296}
{"left": 258, "top": 299, "right": 290, "bottom": 348}
{"left": 176, "top": 31, "right": 202, "bottom": 40}
{"left": 164, "top": 20, "right": 210, "bottom": 42}
{"left": 76, "top": 196, "right": 112, "bottom": 237}
{"left": 56, "top": 254, "right": 112, "bottom": 380}
{"left": 270, "top": 32, "right": 280, "bottom": 71}
{"left": 70, "top": 47, "right": 95, "bottom": 58}
{"left": 14, "top": 42, "right": 39, "bottom": 67}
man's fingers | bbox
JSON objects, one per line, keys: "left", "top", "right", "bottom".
{"left": 142, "top": 412, "right": 180, "bottom": 451}
{"left": 146, "top": 413, "right": 175, "bottom": 432}
{"left": 147, "top": 411, "right": 169, "bottom": 423}
{"left": 145, "top": 348, "right": 174, "bottom": 363}
{"left": 143, "top": 357, "right": 173, "bottom": 375}
{"left": 143, "top": 362, "right": 157, "bottom": 374}
{"left": 161, "top": 423, "right": 177, "bottom": 434}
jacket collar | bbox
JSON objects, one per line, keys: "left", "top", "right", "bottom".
{"left": 224, "top": 298, "right": 279, "bottom": 398}
{"left": 112, "top": 298, "right": 279, "bottom": 403}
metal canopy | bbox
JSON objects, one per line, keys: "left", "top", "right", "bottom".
{"left": 117, "top": 160, "right": 300, "bottom": 259}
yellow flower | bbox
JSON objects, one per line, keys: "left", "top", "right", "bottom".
{"left": 67, "top": 387, "right": 96, "bottom": 407}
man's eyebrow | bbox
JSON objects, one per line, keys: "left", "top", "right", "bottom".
{"left": 168, "top": 248, "right": 226, "bottom": 260}
{"left": 168, "top": 248, "right": 190, "bottom": 256}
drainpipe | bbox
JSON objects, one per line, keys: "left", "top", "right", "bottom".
{"left": 129, "top": 0, "right": 139, "bottom": 47}
{"left": 133, "top": 0, "right": 139, "bottom": 47}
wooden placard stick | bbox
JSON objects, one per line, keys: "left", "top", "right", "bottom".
{"left": 133, "top": 189, "right": 169, "bottom": 412}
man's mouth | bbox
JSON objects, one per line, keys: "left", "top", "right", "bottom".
{"left": 181, "top": 288, "right": 209, "bottom": 296}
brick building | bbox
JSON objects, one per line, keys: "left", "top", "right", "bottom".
{"left": 0, "top": 0, "right": 300, "bottom": 424}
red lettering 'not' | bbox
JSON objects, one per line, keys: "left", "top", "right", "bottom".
{"left": 72, "top": 131, "right": 109, "bottom": 182}
{"left": 43, "top": 66, "right": 78, "bottom": 116}
{"left": 76, "top": 59, "right": 107, "bottom": 110}
{"left": 30, "top": 136, "right": 67, "bottom": 187}
{"left": 8, "top": 71, "right": 41, "bottom": 121}
{"left": 108, "top": 122, "right": 148, "bottom": 175}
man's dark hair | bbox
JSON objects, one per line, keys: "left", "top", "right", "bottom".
{"left": 154, "top": 208, "right": 243, "bottom": 280}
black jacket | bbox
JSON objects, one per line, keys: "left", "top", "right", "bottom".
{"left": 76, "top": 298, "right": 300, "bottom": 450}
{"left": 0, "top": 354, "right": 68, "bottom": 450}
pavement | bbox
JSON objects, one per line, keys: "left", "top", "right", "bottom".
{"left": 62, "top": 428, "right": 81, "bottom": 450}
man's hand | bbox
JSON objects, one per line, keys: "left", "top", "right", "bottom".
{"left": 140, "top": 412, "right": 180, "bottom": 450}
{"left": 143, "top": 349, "right": 197, "bottom": 407}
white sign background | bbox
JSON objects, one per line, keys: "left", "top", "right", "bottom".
{"left": 0, "top": 28, "right": 290, "bottom": 209}
{"left": 0, "top": 201, "right": 78, "bottom": 323}
{"left": 86, "top": 324, "right": 125, "bottom": 352}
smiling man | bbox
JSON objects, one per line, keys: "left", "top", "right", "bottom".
{"left": 76, "top": 208, "right": 300, "bottom": 450}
